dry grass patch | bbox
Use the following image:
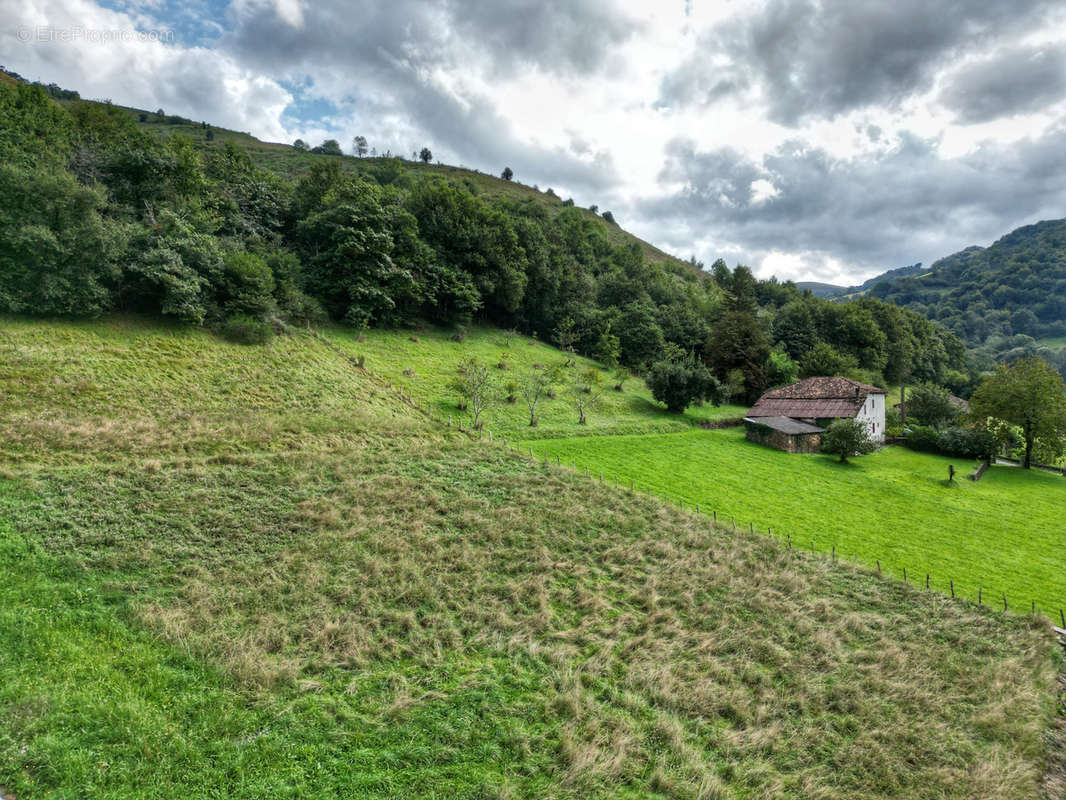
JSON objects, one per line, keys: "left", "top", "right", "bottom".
{"left": 5, "top": 439, "right": 1060, "bottom": 798}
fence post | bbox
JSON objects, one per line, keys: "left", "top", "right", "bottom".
{"left": 787, "top": 533, "right": 791, "bottom": 549}
{"left": 925, "top": 574, "right": 930, "bottom": 590}
{"left": 831, "top": 544, "right": 835, "bottom": 560}
{"left": 903, "top": 567, "right": 907, "bottom": 583}
{"left": 749, "top": 522, "right": 754, "bottom": 534}
{"left": 950, "top": 579, "right": 954, "bottom": 598}
{"left": 810, "top": 540, "right": 814, "bottom": 554}
{"left": 876, "top": 560, "right": 881, "bottom": 575}
{"left": 1060, "top": 609, "right": 1065, "bottom": 627}
{"left": 978, "top": 587, "right": 982, "bottom": 605}
{"left": 1002, "top": 593, "right": 1007, "bottom": 612}
{"left": 529, "top": 446, "right": 533, "bottom": 458}
{"left": 713, "top": 510, "right": 717, "bottom": 523}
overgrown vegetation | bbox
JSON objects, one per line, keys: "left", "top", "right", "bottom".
{"left": 0, "top": 317, "right": 1060, "bottom": 798}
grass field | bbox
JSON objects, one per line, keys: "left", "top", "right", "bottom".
{"left": 320, "top": 323, "right": 748, "bottom": 439}
{"left": 0, "top": 316, "right": 1063, "bottom": 798}
{"left": 526, "top": 428, "right": 1066, "bottom": 616}
{"left": 1037, "top": 336, "right": 1066, "bottom": 351}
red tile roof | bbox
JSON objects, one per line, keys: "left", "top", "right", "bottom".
{"left": 747, "top": 376, "right": 885, "bottom": 420}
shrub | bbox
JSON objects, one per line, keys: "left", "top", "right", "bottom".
{"left": 904, "top": 425, "right": 940, "bottom": 453}
{"left": 937, "top": 427, "right": 996, "bottom": 459}
{"left": 220, "top": 313, "right": 274, "bottom": 345}
{"left": 822, "top": 418, "right": 875, "bottom": 463}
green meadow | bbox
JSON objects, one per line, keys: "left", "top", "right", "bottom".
{"left": 526, "top": 428, "right": 1066, "bottom": 616}
{"left": 0, "top": 317, "right": 1062, "bottom": 798}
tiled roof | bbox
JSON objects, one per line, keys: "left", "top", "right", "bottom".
{"left": 747, "top": 376, "right": 885, "bottom": 420}
{"left": 761, "top": 376, "right": 886, "bottom": 400}
{"left": 743, "top": 416, "right": 825, "bottom": 435}
{"left": 747, "top": 397, "right": 863, "bottom": 418}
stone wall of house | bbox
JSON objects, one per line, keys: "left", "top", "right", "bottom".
{"left": 744, "top": 424, "right": 822, "bottom": 454}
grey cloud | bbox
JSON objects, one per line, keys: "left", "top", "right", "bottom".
{"left": 220, "top": 0, "right": 629, "bottom": 193}
{"left": 939, "top": 43, "right": 1066, "bottom": 123}
{"left": 637, "top": 126, "right": 1066, "bottom": 279}
{"left": 657, "top": 0, "right": 1056, "bottom": 124}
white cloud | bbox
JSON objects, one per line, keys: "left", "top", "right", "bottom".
{"left": 3, "top": 0, "right": 1065, "bottom": 283}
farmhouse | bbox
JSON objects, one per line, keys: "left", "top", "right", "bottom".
{"left": 744, "top": 376, "right": 887, "bottom": 452}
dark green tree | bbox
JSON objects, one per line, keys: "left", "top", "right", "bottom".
{"left": 647, "top": 357, "right": 721, "bottom": 413}
{"left": 905, "top": 383, "right": 960, "bottom": 430}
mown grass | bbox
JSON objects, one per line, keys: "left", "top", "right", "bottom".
{"left": 0, "top": 316, "right": 1062, "bottom": 798}
{"left": 320, "top": 324, "right": 747, "bottom": 440}
{"left": 525, "top": 427, "right": 1066, "bottom": 616}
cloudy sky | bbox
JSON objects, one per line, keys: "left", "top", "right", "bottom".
{"left": 4, "top": 0, "right": 1066, "bottom": 284}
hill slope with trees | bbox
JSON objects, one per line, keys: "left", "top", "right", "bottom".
{"left": 0, "top": 75, "right": 969, "bottom": 403}
{"left": 866, "top": 220, "right": 1066, "bottom": 372}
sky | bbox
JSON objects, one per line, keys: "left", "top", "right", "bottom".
{"left": 3, "top": 0, "right": 1066, "bottom": 285}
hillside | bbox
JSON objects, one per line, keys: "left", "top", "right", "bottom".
{"left": 1, "top": 315, "right": 1062, "bottom": 798}
{"left": 73, "top": 91, "right": 694, "bottom": 275}
{"left": 867, "top": 220, "right": 1066, "bottom": 348}
{"left": 798, "top": 264, "right": 931, "bottom": 300}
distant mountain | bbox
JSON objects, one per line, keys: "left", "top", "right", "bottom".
{"left": 866, "top": 219, "right": 1066, "bottom": 349}
{"left": 795, "top": 281, "right": 846, "bottom": 297}
{"left": 840, "top": 262, "right": 930, "bottom": 297}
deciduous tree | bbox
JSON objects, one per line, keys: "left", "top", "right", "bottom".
{"left": 822, "top": 419, "right": 875, "bottom": 463}
{"left": 970, "top": 357, "right": 1066, "bottom": 468}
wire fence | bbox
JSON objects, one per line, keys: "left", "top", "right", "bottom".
{"left": 319, "top": 333, "right": 1066, "bottom": 633}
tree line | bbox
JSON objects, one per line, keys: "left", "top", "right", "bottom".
{"left": 1, "top": 80, "right": 967, "bottom": 402}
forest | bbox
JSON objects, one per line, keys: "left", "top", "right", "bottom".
{"left": 0, "top": 78, "right": 968, "bottom": 401}
{"left": 866, "top": 219, "right": 1066, "bottom": 375}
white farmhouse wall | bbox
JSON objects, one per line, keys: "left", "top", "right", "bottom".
{"left": 855, "top": 392, "right": 886, "bottom": 442}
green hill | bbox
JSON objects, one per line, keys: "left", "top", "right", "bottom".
{"left": 1, "top": 315, "right": 1062, "bottom": 798}
{"left": 867, "top": 220, "right": 1066, "bottom": 347}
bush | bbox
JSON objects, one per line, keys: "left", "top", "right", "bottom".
{"left": 220, "top": 313, "right": 274, "bottom": 345}
{"left": 822, "top": 418, "right": 875, "bottom": 463}
{"left": 904, "top": 425, "right": 940, "bottom": 453}
{"left": 904, "top": 424, "right": 996, "bottom": 459}
{"left": 937, "top": 427, "right": 996, "bottom": 459}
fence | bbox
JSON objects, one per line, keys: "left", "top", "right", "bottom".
{"left": 483, "top": 432, "right": 1065, "bottom": 630}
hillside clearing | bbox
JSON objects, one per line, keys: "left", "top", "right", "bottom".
{"left": 320, "top": 324, "right": 747, "bottom": 439}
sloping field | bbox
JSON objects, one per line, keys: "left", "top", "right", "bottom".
{"left": 0, "top": 317, "right": 1061, "bottom": 799}
{"left": 320, "top": 324, "right": 747, "bottom": 440}
{"left": 526, "top": 428, "right": 1066, "bottom": 616}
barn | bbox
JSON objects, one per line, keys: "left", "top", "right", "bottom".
{"left": 745, "top": 376, "right": 887, "bottom": 452}
{"left": 742, "top": 416, "right": 825, "bottom": 453}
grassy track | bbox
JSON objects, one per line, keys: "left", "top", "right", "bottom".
{"left": 0, "top": 316, "right": 1062, "bottom": 798}
{"left": 526, "top": 428, "right": 1066, "bottom": 615}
